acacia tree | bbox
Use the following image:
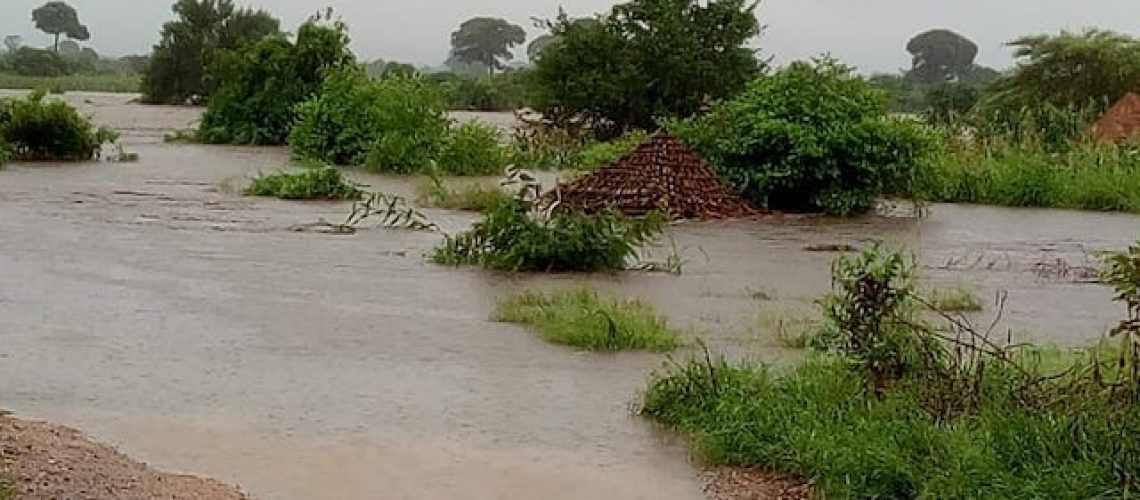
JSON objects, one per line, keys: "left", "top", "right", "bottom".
{"left": 32, "top": 2, "right": 89, "bottom": 52}
{"left": 531, "top": 0, "right": 761, "bottom": 135}
{"left": 141, "top": 0, "right": 279, "bottom": 104}
{"left": 449, "top": 17, "right": 526, "bottom": 77}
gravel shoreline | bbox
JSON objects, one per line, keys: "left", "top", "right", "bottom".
{"left": 1, "top": 412, "right": 247, "bottom": 500}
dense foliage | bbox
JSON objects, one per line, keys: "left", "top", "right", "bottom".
{"left": 494, "top": 288, "right": 682, "bottom": 351}
{"left": 245, "top": 166, "right": 364, "bottom": 200}
{"left": 197, "top": 18, "right": 354, "bottom": 145}
{"left": 0, "top": 91, "right": 116, "bottom": 161}
{"left": 642, "top": 244, "right": 1140, "bottom": 498}
{"left": 905, "top": 29, "right": 999, "bottom": 85}
{"left": 531, "top": 0, "right": 761, "bottom": 135}
{"left": 428, "top": 70, "right": 532, "bottom": 111}
{"left": 290, "top": 67, "right": 449, "bottom": 172}
{"left": 292, "top": 67, "right": 510, "bottom": 175}
{"left": 142, "top": 0, "right": 280, "bottom": 104}
{"left": 675, "top": 58, "right": 936, "bottom": 215}
{"left": 2, "top": 47, "right": 72, "bottom": 77}
{"left": 982, "top": 30, "right": 1140, "bottom": 117}
{"left": 432, "top": 198, "right": 667, "bottom": 272}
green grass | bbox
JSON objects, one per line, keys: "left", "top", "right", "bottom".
{"left": 640, "top": 353, "right": 1140, "bottom": 499}
{"left": 493, "top": 288, "right": 683, "bottom": 351}
{"left": 246, "top": 167, "right": 365, "bottom": 200}
{"left": 0, "top": 72, "right": 141, "bottom": 93}
{"left": 924, "top": 140, "right": 1140, "bottom": 213}
{"left": 926, "top": 285, "right": 984, "bottom": 312}
{"left": 415, "top": 178, "right": 510, "bottom": 211}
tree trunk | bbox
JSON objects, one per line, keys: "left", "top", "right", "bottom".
{"left": 53, "top": 33, "right": 59, "bottom": 53}
{"left": 487, "top": 56, "right": 494, "bottom": 78}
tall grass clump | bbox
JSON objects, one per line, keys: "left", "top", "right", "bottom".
{"left": 926, "top": 285, "right": 984, "bottom": 312}
{"left": 415, "top": 177, "right": 510, "bottom": 211}
{"left": 246, "top": 167, "right": 364, "bottom": 200}
{"left": 494, "top": 288, "right": 682, "bottom": 351}
{"left": 641, "top": 242, "right": 1140, "bottom": 498}
{"left": 436, "top": 121, "right": 511, "bottom": 176}
{"left": 0, "top": 90, "right": 117, "bottom": 161}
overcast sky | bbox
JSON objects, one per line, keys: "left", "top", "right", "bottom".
{"left": 2, "top": 0, "right": 1136, "bottom": 74}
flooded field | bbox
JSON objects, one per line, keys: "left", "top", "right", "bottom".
{"left": 1, "top": 92, "right": 1138, "bottom": 499}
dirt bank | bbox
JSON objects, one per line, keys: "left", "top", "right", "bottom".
{"left": 0, "top": 412, "right": 245, "bottom": 500}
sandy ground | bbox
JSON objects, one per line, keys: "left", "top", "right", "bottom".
{"left": 0, "top": 412, "right": 246, "bottom": 499}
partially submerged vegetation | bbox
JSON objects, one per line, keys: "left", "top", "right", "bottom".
{"left": 0, "top": 90, "right": 116, "bottom": 162}
{"left": 246, "top": 167, "right": 364, "bottom": 200}
{"left": 642, "top": 243, "right": 1140, "bottom": 498}
{"left": 415, "top": 177, "right": 510, "bottom": 211}
{"left": 494, "top": 288, "right": 682, "bottom": 351}
{"left": 926, "top": 284, "right": 984, "bottom": 312}
{"left": 0, "top": 72, "right": 140, "bottom": 93}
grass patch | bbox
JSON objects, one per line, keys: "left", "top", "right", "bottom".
{"left": 925, "top": 285, "right": 983, "bottom": 312}
{"left": 924, "top": 140, "right": 1140, "bottom": 213}
{"left": 493, "top": 288, "right": 683, "bottom": 351}
{"left": 163, "top": 129, "right": 199, "bottom": 144}
{"left": 415, "top": 177, "right": 510, "bottom": 211}
{"left": 0, "top": 72, "right": 141, "bottom": 93}
{"left": 246, "top": 167, "right": 365, "bottom": 200}
{"left": 640, "top": 352, "right": 1140, "bottom": 499}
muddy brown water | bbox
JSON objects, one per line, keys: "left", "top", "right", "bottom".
{"left": 1, "top": 92, "right": 1138, "bottom": 499}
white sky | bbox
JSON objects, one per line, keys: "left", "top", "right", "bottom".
{"left": 1, "top": 0, "right": 1137, "bottom": 74}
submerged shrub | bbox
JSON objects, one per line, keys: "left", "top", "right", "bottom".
{"left": 246, "top": 167, "right": 364, "bottom": 200}
{"left": 432, "top": 198, "right": 666, "bottom": 272}
{"left": 415, "top": 177, "right": 510, "bottom": 211}
{"left": 494, "top": 288, "right": 681, "bottom": 351}
{"left": 290, "top": 67, "right": 449, "bottom": 172}
{"left": 436, "top": 121, "right": 510, "bottom": 176}
{"left": 0, "top": 91, "right": 117, "bottom": 161}
{"left": 674, "top": 57, "right": 936, "bottom": 215}
{"left": 197, "top": 17, "right": 354, "bottom": 145}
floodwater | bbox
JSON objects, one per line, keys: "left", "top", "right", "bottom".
{"left": 1, "top": 92, "right": 1138, "bottom": 499}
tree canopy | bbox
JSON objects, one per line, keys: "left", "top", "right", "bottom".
{"left": 4, "top": 36, "right": 22, "bottom": 53}
{"left": 449, "top": 17, "right": 526, "bottom": 77}
{"left": 531, "top": 0, "right": 762, "bottom": 135}
{"left": 905, "top": 29, "right": 999, "bottom": 84}
{"left": 982, "top": 29, "right": 1140, "bottom": 114}
{"left": 32, "top": 2, "right": 89, "bottom": 52}
{"left": 141, "top": 0, "right": 280, "bottom": 104}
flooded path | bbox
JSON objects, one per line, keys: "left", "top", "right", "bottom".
{"left": 1, "top": 92, "right": 1138, "bottom": 499}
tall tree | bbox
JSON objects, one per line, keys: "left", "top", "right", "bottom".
{"left": 141, "top": 0, "right": 280, "bottom": 104}
{"left": 531, "top": 0, "right": 761, "bottom": 135}
{"left": 449, "top": 17, "right": 526, "bottom": 77}
{"left": 905, "top": 29, "right": 980, "bottom": 84}
{"left": 3, "top": 35, "right": 22, "bottom": 53}
{"left": 32, "top": 2, "right": 89, "bottom": 52}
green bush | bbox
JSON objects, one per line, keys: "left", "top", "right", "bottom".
{"left": 0, "top": 91, "right": 117, "bottom": 161}
{"left": 673, "top": 58, "right": 937, "bottom": 215}
{"left": 245, "top": 167, "right": 364, "bottom": 200}
{"left": 5, "top": 47, "right": 72, "bottom": 77}
{"left": 429, "top": 70, "right": 532, "bottom": 111}
{"left": 290, "top": 67, "right": 449, "bottom": 172}
{"left": 437, "top": 121, "right": 510, "bottom": 175}
{"left": 432, "top": 198, "right": 666, "bottom": 272}
{"left": 197, "top": 18, "right": 354, "bottom": 145}
{"left": 494, "top": 288, "right": 682, "bottom": 351}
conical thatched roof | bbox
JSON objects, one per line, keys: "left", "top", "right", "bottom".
{"left": 549, "top": 131, "right": 756, "bottom": 220}
{"left": 1091, "top": 93, "right": 1140, "bottom": 144}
